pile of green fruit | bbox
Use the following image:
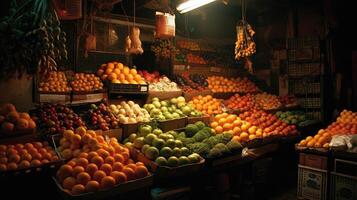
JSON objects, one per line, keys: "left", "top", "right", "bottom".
{"left": 176, "top": 121, "right": 243, "bottom": 158}
{"left": 124, "top": 124, "right": 201, "bottom": 167}
{"left": 143, "top": 96, "right": 203, "bottom": 121}
{"left": 275, "top": 111, "right": 310, "bottom": 126}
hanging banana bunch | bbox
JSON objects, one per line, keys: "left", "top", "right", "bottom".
{"left": 0, "top": 0, "right": 68, "bottom": 79}
{"left": 234, "top": 0, "right": 256, "bottom": 74}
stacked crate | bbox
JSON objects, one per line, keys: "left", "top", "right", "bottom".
{"left": 287, "top": 38, "right": 324, "bottom": 121}
{"left": 297, "top": 153, "right": 329, "bottom": 200}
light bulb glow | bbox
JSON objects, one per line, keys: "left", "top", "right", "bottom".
{"left": 177, "top": 0, "right": 216, "bottom": 13}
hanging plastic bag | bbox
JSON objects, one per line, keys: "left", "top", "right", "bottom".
{"left": 155, "top": 12, "right": 175, "bottom": 39}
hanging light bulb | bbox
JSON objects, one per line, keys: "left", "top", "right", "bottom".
{"left": 177, "top": 0, "right": 217, "bottom": 13}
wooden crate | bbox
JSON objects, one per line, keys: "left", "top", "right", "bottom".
{"left": 299, "top": 153, "right": 328, "bottom": 170}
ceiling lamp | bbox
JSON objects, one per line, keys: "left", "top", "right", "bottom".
{"left": 177, "top": 0, "right": 217, "bottom": 13}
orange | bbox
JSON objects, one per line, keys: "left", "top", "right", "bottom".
{"left": 240, "top": 132, "right": 249, "bottom": 141}
{"left": 0, "top": 164, "right": 7, "bottom": 171}
{"left": 97, "top": 69, "right": 104, "bottom": 76}
{"left": 136, "top": 162, "right": 145, "bottom": 167}
{"left": 105, "top": 68, "right": 113, "bottom": 75}
{"left": 223, "top": 123, "right": 233, "bottom": 131}
{"left": 126, "top": 163, "right": 137, "bottom": 171}
{"left": 117, "top": 63, "right": 124, "bottom": 70}
{"left": 78, "top": 152, "right": 88, "bottom": 159}
{"left": 123, "top": 67, "right": 130, "bottom": 75}
{"left": 210, "top": 122, "right": 218, "bottom": 128}
{"left": 86, "top": 180, "right": 100, "bottom": 192}
{"left": 249, "top": 135, "right": 257, "bottom": 140}
{"left": 63, "top": 130, "right": 75, "bottom": 140}
{"left": 51, "top": 156, "right": 60, "bottom": 162}
{"left": 112, "top": 162, "right": 124, "bottom": 172}
{"left": 105, "top": 156, "right": 115, "bottom": 166}
{"left": 113, "top": 154, "right": 124, "bottom": 163}
{"left": 121, "top": 152, "right": 130, "bottom": 162}
{"left": 126, "top": 74, "right": 134, "bottom": 82}
{"left": 108, "top": 73, "right": 117, "bottom": 81}
{"left": 97, "top": 149, "right": 109, "bottom": 159}
{"left": 111, "top": 171, "right": 127, "bottom": 184}
{"left": 135, "top": 166, "right": 149, "bottom": 178}
{"left": 130, "top": 69, "right": 137, "bottom": 75}
{"left": 134, "top": 75, "right": 142, "bottom": 82}
{"left": 76, "top": 126, "right": 87, "bottom": 136}
{"left": 82, "top": 134, "right": 92, "bottom": 144}
{"left": 215, "top": 126, "right": 223, "bottom": 134}
{"left": 77, "top": 158, "right": 89, "bottom": 168}
{"left": 122, "top": 167, "right": 136, "bottom": 181}
{"left": 86, "top": 130, "right": 97, "bottom": 137}
{"left": 218, "top": 118, "right": 226, "bottom": 126}
{"left": 101, "top": 176, "right": 116, "bottom": 190}
{"left": 71, "top": 134, "right": 82, "bottom": 144}
{"left": 71, "top": 184, "right": 85, "bottom": 195}
{"left": 7, "top": 162, "right": 18, "bottom": 170}
{"left": 226, "top": 115, "right": 237, "bottom": 123}
{"left": 59, "top": 164, "right": 73, "bottom": 177}
{"left": 233, "top": 127, "right": 241, "bottom": 135}
{"left": 77, "top": 172, "right": 91, "bottom": 185}
{"left": 86, "top": 163, "right": 98, "bottom": 176}
{"left": 113, "top": 68, "right": 121, "bottom": 75}
{"left": 87, "top": 152, "right": 99, "bottom": 161}
{"left": 72, "top": 166, "right": 85, "bottom": 177}
{"left": 100, "top": 163, "right": 112, "bottom": 175}
{"left": 67, "top": 159, "right": 77, "bottom": 167}
{"left": 18, "top": 160, "right": 30, "bottom": 169}
{"left": 9, "top": 154, "right": 20, "bottom": 163}
{"left": 91, "top": 156, "right": 104, "bottom": 167}
{"left": 93, "top": 170, "right": 106, "bottom": 182}
{"left": 63, "top": 177, "right": 77, "bottom": 190}
{"left": 30, "top": 159, "right": 42, "bottom": 167}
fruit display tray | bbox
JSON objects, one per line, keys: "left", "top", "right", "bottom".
{"left": 295, "top": 144, "right": 329, "bottom": 156}
{"left": 107, "top": 83, "right": 148, "bottom": 95}
{"left": 183, "top": 89, "right": 212, "bottom": 101}
{"left": 36, "top": 91, "right": 71, "bottom": 104}
{"left": 146, "top": 90, "right": 183, "bottom": 103}
{"left": 187, "top": 115, "right": 212, "bottom": 125}
{"left": 71, "top": 89, "right": 108, "bottom": 104}
{"left": 0, "top": 128, "right": 36, "bottom": 139}
{"left": 54, "top": 174, "right": 153, "bottom": 200}
{"left": 130, "top": 148, "right": 205, "bottom": 181}
{"left": 96, "top": 128, "right": 123, "bottom": 141}
{"left": 203, "top": 149, "right": 244, "bottom": 168}
{"left": 121, "top": 122, "right": 142, "bottom": 141}
{"left": 241, "top": 138, "right": 263, "bottom": 148}
{"left": 158, "top": 117, "right": 188, "bottom": 132}
{"left": 0, "top": 134, "right": 64, "bottom": 178}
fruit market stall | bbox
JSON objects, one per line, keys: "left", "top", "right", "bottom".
{"left": 0, "top": 0, "right": 352, "bottom": 199}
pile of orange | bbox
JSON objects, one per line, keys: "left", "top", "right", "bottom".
{"left": 0, "top": 141, "right": 59, "bottom": 171}
{"left": 0, "top": 103, "right": 36, "bottom": 134}
{"left": 298, "top": 110, "right": 357, "bottom": 149}
{"left": 71, "top": 73, "right": 104, "bottom": 92}
{"left": 207, "top": 76, "right": 259, "bottom": 93}
{"left": 336, "top": 110, "right": 357, "bottom": 124}
{"left": 97, "top": 62, "right": 146, "bottom": 84}
{"left": 211, "top": 113, "right": 263, "bottom": 143}
{"left": 298, "top": 129, "right": 331, "bottom": 149}
{"left": 189, "top": 95, "right": 223, "bottom": 115}
{"left": 38, "top": 71, "right": 71, "bottom": 92}
{"left": 56, "top": 127, "right": 150, "bottom": 195}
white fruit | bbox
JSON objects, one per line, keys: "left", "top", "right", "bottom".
{"left": 119, "top": 109, "right": 126, "bottom": 115}
{"left": 128, "top": 118, "right": 137, "bottom": 123}
{"left": 128, "top": 101, "right": 135, "bottom": 107}
{"left": 136, "top": 116, "right": 143, "bottom": 122}
{"left": 120, "top": 101, "right": 127, "bottom": 107}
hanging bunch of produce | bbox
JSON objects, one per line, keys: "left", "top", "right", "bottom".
{"left": 0, "top": 0, "right": 68, "bottom": 79}
{"left": 151, "top": 39, "right": 177, "bottom": 58}
{"left": 234, "top": 0, "right": 255, "bottom": 73}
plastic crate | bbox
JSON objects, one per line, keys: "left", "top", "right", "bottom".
{"left": 297, "top": 165, "right": 328, "bottom": 200}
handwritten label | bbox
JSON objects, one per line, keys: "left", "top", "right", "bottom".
{"left": 40, "top": 94, "right": 66, "bottom": 103}
{"left": 210, "top": 67, "right": 221, "bottom": 72}
{"left": 140, "top": 86, "right": 148, "bottom": 92}
{"left": 174, "top": 65, "right": 186, "bottom": 71}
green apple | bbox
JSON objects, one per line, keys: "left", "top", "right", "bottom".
{"left": 144, "top": 133, "right": 157, "bottom": 145}
{"left": 152, "top": 97, "right": 160, "bottom": 102}
{"left": 152, "top": 128, "right": 163, "bottom": 136}
{"left": 155, "top": 156, "right": 167, "bottom": 166}
{"left": 153, "top": 101, "right": 161, "bottom": 108}
{"left": 139, "top": 125, "right": 152, "bottom": 136}
{"left": 160, "top": 101, "right": 169, "bottom": 107}
{"left": 167, "top": 156, "right": 179, "bottom": 167}
{"left": 178, "top": 156, "right": 190, "bottom": 165}
{"left": 161, "top": 106, "right": 168, "bottom": 112}
{"left": 145, "top": 146, "right": 159, "bottom": 160}
{"left": 133, "top": 137, "right": 145, "bottom": 149}
{"left": 165, "top": 139, "right": 176, "bottom": 149}
{"left": 170, "top": 98, "right": 178, "bottom": 104}
{"left": 172, "top": 147, "right": 181, "bottom": 157}
{"left": 152, "top": 138, "right": 165, "bottom": 149}
{"left": 128, "top": 133, "right": 137, "bottom": 143}
{"left": 180, "top": 147, "right": 190, "bottom": 156}
{"left": 160, "top": 147, "right": 172, "bottom": 158}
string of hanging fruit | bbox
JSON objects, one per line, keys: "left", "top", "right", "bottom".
{"left": 0, "top": 0, "right": 68, "bottom": 79}
{"left": 234, "top": 0, "right": 256, "bottom": 73}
